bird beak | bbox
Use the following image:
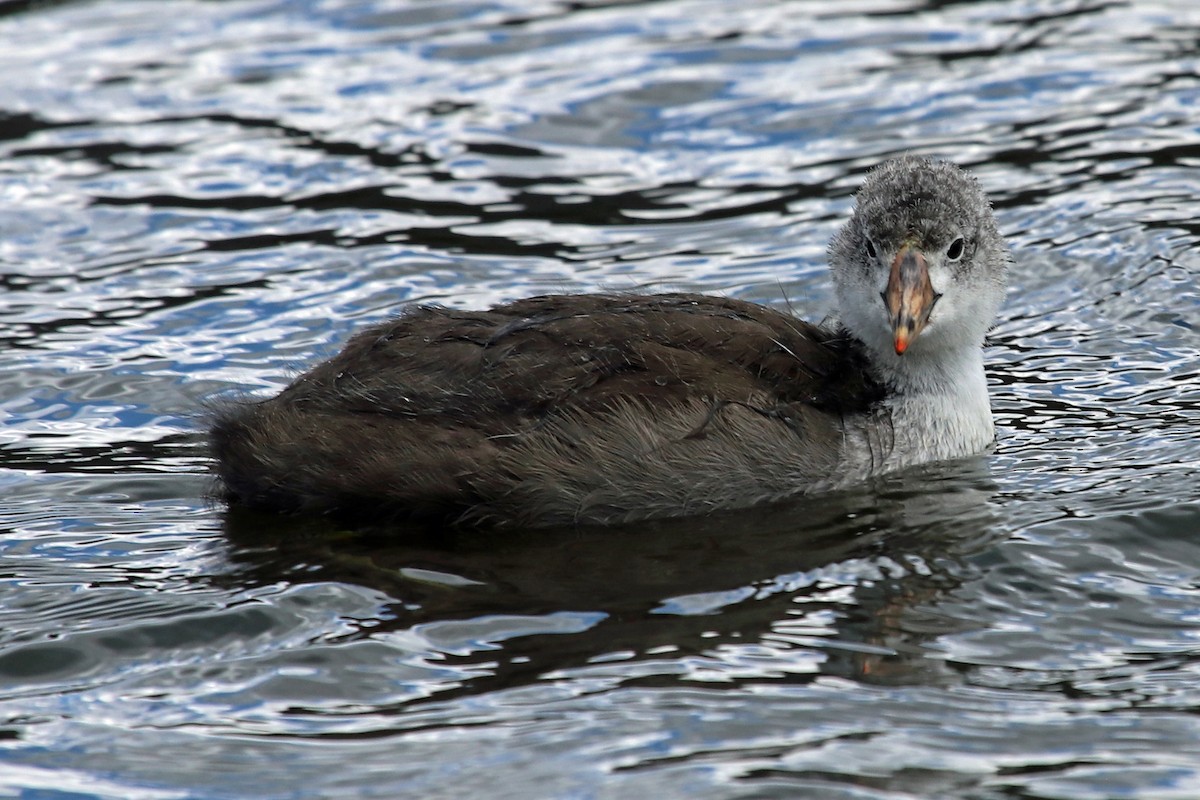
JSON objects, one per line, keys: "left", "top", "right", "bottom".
{"left": 883, "top": 244, "right": 938, "bottom": 355}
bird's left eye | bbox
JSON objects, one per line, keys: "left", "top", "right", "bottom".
{"left": 946, "top": 237, "right": 965, "bottom": 261}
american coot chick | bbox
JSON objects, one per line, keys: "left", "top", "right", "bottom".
{"left": 210, "top": 156, "right": 1009, "bottom": 527}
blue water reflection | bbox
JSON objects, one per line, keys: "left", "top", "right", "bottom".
{"left": 2, "top": 0, "right": 1200, "bottom": 798}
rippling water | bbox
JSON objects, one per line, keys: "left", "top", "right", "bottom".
{"left": 3, "top": 0, "right": 1200, "bottom": 797}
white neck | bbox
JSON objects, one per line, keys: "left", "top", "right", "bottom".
{"left": 875, "top": 342, "right": 995, "bottom": 468}
{"left": 827, "top": 337, "right": 995, "bottom": 489}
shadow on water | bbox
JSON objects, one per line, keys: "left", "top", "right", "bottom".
{"left": 219, "top": 459, "right": 1003, "bottom": 703}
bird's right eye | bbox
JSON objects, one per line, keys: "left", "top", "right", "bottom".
{"left": 865, "top": 239, "right": 877, "bottom": 260}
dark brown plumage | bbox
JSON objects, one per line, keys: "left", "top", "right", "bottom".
{"left": 210, "top": 293, "right": 884, "bottom": 526}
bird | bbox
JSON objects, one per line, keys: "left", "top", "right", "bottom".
{"left": 209, "top": 156, "right": 1010, "bottom": 528}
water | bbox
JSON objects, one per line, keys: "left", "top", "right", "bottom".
{"left": 2, "top": 0, "right": 1200, "bottom": 797}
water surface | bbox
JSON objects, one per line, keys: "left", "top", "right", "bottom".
{"left": 2, "top": 0, "right": 1200, "bottom": 798}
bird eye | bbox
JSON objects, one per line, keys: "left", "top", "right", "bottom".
{"left": 865, "top": 238, "right": 877, "bottom": 260}
{"left": 946, "top": 237, "right": 965, "bottom": 261}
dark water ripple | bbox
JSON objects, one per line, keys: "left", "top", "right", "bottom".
{"left": 2, "top": 0, "right": 1200, "bottom": 798}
